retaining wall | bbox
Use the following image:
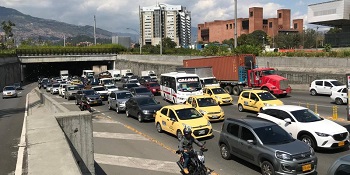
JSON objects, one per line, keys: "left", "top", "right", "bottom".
{"left": 0, "top": 57, "right": 21, "bottom": 90}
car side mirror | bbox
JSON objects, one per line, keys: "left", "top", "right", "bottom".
{"left": 247, "top": 140, "right": 257, "bottom": 145}
{"left": 284, "top": 118, "right": 292, "bottom": 124}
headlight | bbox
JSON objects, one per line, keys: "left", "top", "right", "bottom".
{"left": 199, "top": 109, "right": 207, "bottom": 115}
{"left": 142, "top": 110, "right": 150, "bottom": 114}
{"left": 263, "top": 103, "right": 270, "bottom": 106}
{"left": 207, "top": 121, "right": 211, "bottom": 126}
{"left": 220, "top": 109, "right": 224, "bottom": 113}
{"left": 275, "top": 151, "right": 292, "bottom": 161}
{"left": 86, "top": 97, "right": 91, "bottom": 101}
{"left": 182, "top": 123, "right": 192, "bottom": 129}
{"left": 315, "top": 132, "right": 331, "bottom": 137}
{"left": 215, "top": 96, "right": 221, "bottom": 100}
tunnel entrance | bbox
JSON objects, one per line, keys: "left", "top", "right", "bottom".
{"left": 22, "top": 61, "right": 114, "bottom": 82}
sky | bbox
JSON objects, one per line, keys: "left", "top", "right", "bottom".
{"left": 0, "top": 0, "right": 325, "bottom": 33}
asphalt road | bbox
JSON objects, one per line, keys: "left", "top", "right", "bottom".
{"left": 0, "top": 83, "right": 36, "bottom": 175}
{"left": 45, "top": 89, "right": 350, "bottom": 175}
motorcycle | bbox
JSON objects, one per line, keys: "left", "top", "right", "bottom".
{"left": 176, "top": 142, "right": 215, "bottom": 175}
{"left": 78, "top": 100, "right": 93, "bottom": 113}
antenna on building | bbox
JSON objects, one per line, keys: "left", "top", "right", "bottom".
{"left": 94, "top": 15, "right": 97, "bottom": 45}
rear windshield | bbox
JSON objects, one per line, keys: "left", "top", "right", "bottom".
{"left": 135, "top": 88, "right": 150, "bottom": 93}
{"left": 4, "top": 86, "right": 15, "bottom": 91}
{"left": 149, "top": 83, "right": 160, "bottom": 87}
{"left": 331, "top": 81, "right": 344, "bottom": 86}
{"left": 93, "top": 87, "right": 105, "bottom": 91}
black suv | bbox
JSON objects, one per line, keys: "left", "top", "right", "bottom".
{"left": 218, "top": 117, "right": 318, "bottom": 175}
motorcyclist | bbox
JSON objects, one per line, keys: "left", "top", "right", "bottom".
{"left": 178, "top": 127, "right": 204, "bottom": 174}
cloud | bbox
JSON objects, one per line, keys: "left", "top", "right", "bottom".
{"left": 0, "top": 0, "right": 312, "bottom": 33}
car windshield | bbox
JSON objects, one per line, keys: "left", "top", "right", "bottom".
{"left": 129, "top": 80, "right": 139, "bottom": 84}
{"left": 211, "top": 88, "right": 227, "bottom": 94}
{"left": 68, "top": 86, "right": 79, "bottom": 90}
{"left": 102, "top": 79, "right": 114, "bottom": 84}
{"left": 136, "top": 98, "right": 158, "bottom": 106}
{"left": 126, "top": 84, "right": 138, "bottom": 88}
{"left": 291, "top": 109, "right": 323, "bottom": 123}
{"left": 254, "top": 125, "right": 294, "bottom": 145}
{"left": 197, "top": 98, "right": 217, "bottom": 107}
{"left": 331, "top": 81, "right": 344, "bottom": 86}
{"left": 83, "top": 90, "right": 96, "bottom": 95}
{"left": 176, "top": 108, "right": 203, "bottom": 120}
{"left": 203, "top": 78, "right": 218, "bottom": 84}
{"left": 177, "top": 82, "right": 202, "bottom": 92}
{"left": 143, "top": 76, "right": 151, "bottom": 79}
{"left": 53, "top": 84, "right": 60, "bottom": 87}
{"left": 93, "top": 87, "right": 105, "bottom": 91}
{"left": 126, "top": 73, "right": 134, "bottom": 76}
{"left": 257, "top": 92, "right": 277, "bottom": 101}
{"left": 117, "top": 92, "right": 133, "bottom": 99}
{"left": 261, "top": 70, "right": 276, "bottom": 75}
{"left": 149, "top": 74, "right": 156, "bottom": 77}
{"left": 149, "top": 83, "right": 160, "bottom": 87}
{"left": 4, "top": 86, "right": 15, "bottom": 91}
{"left": 135, "top": 88, "right": 150, "bottom": 93}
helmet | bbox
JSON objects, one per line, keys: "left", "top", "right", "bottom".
{"left": 183, "top": 127, "right": 192, "bottom": 136}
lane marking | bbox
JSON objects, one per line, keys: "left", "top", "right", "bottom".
{"left": 60, "top": 102, "right": 76, "bottom": 105}
{"left": 213, "top": 129, "right": 221, "bottom": 133}
{"left": 15, "top": 93, "right": 28, "bottom": 175}
{"left": 106, "top": 116, "right": 111, "bottom": 119}
{"left": 101, "top": 113, "right": 105, "bottom": 115}
{"left": 94, "top": 153, "right": 179, "bottom": 174}
{"left": 93, "top": 132, "right": 150, "bottom": 141}
{"left": 93, "top": 119, "right": 121, "bottom": 124}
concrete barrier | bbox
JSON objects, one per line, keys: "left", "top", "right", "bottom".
{"left": 28, "top": 89, "right": 95, "bottom": 174}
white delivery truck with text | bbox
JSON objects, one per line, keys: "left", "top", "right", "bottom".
{"left": 141, "top": 70, "right": 157, "bottom": 80}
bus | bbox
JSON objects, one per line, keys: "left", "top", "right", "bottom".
{"left": 160, "top": 72, "right": 203, "bottom": 104}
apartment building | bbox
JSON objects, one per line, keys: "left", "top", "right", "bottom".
{"left": 197, "top": 7, "right": 303, "bottom": 43}
{"left": 140, "top": 3, "right": 191, "bottom": 47}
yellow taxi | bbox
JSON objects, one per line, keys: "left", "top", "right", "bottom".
{"left": 203, "top": 87, "right": 233, "bottom": 105}
{"left": 237, "top": 90, "right": 284, "bottom": 113}
{"left": 154, "top": 104, "right": 213, "bottom": 140}
{"left": 70, "top": 79, "right": 82, "bottom": 85}
{"left": 185, "top": 95, "right": 224, "bottom": 121}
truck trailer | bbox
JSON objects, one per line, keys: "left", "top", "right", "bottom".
{"left": 183, "top": 54, "right": 291, "bottom": 96}
{"left": 175, "top": 67, "right": 220, "bottom": 87}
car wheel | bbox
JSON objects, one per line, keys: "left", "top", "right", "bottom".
{"left": 220, "top": 144, "right": 231, "bottom": 160}
{"left": 138, "top": 113, "right": 143, "bottom": 123}
{"left": 176, "top": 130, "right": 183, "bottom": 141}
{"left": 335, "top": 98, "right": 343, "bottom": 105}
{"left": 126, "top": 109, "right": 130, "bottom": 117}
{"left": 116, "top": 106, "right": 120, "bottom": 113}
{"left": 156, "top": 122, "right": 163, "bottom": 133}
{"left": 64, "top": 95, "right": 67, "bottom": 99}
{"left": 261, "top": 161, "right": 275, "bottom": 175}
{"left": 300, "top": 134, "right": 316, "bottom": 149}
{"left": 310, "top": 89, "right": 317, "bottom": 96}
{"left": 108, "top": 103, "right": 112, "bottom": 110}
{"left": 238, "top": 104, "right": 244, "bottom": 112}
{"left": 75, "top": 99, "right": 78, "bottom": 105}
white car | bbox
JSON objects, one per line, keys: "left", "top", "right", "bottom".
{"left": 58, "top": 84, "right": 68, "bottom": 97}
{"left": 257, "top": 105, "right": 349, "bottom": 149}
{"left": 50, "top": 83, "right": 60, "bottom": 94}
{"left": 330, "top": 86, "right": 348, "bottom": 105}
{"left": 309, "top": 79, "right": 345, "bottom": 96}
{"left": 104, "top": 84, "right": 119, "bottom": 94}
{"left": 2, "top": 86, "right": 18, "bottom": 99}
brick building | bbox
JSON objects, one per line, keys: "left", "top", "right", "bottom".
{"left": 197, "top": 7, "right": 303, "bottom": 43}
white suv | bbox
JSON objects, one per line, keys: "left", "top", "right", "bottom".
{"left": 257, "top": 105, "right": 349, "bottom": 150}
{"left": 58, "top": 84, "right": 68, "bottom": 97}
{"left": 330, "top": 86, "right": 348, "bottom": 105}
{"left": 309, "top": 79, "right": 344, "bottom": 96}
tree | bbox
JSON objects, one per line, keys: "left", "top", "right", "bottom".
{"left": 1, "top": 20, "right": 16, "bottom": 48}
{"left": 162, "top": 37, "right": 177, "bottom": 49}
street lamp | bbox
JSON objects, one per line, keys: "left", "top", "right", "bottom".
{"left": 126, "top": 27, "right": 142, "bottom": 54}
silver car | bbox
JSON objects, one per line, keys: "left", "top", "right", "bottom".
{"left": 327, "top": 154, "right": 350, "bottom": 175}
{"left": 108, "top": 90, "right": 133, "bottom": 113}
{"left": 2, "top": 86, "right": 18, "bottom": 99}
{"left": 64, "top": 85, "right": 79, "bottom": 100}
{"left": 50, "top": 83, "right": 60, "bottom": 94}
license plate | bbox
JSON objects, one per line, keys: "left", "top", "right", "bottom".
{"left": 7, "top": 92, "right": 10, "bottom": 94}
{"left": 92, "top": 101, "right": 96, "bottom": 104}
{"left": 211, "top": 115, "right": 219, "bottom": 119}
{"left": 302, "top": 164, "right": 311, "bottom": 172}
{"left": 224, "top": 100, "right": 230, "bottom": 102}
{"left": 339, "top": 141, "right": 345, "bottom": 146}
{"left": 283, "top": 91, "right": 286, "bottom": 93}
{"left": 198, "top": 130, "right": 205, "bottom": 135}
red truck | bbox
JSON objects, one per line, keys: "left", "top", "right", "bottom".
{"left": 183, "top": 54, "right": 292, "bottom": 97}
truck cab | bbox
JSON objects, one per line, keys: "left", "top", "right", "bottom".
{"left": 200, "top": 77, "right": 220, "bottom": 87}
{"left": 121, "top": 69, "right": 134, "bottom": 78}
{"left": 82, "top": 70, "right": 95, "bottom": 79}
{"left": 247, "top": 68, "right": 291, "bottom": 97}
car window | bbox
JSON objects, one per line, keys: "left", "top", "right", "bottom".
{"left": 342, "top": 88, "right": 348, "bottom": 93}
{"left": 212, "top": 88, "right": 226, "bottom": 94}
{"left": 315, "top": 81, "right": 323, "bottom": 86}
{"left": 227, "top": 123, "right": 239, "bottom": 137}
{"left": 278, "top": 110, "right": 295, "bottom": 122}
{"left": 331, "top": 81, "right": 345, "bottom": 86}
{"left": 168, "top": 110, "right": 177, "bottom": 120}
{"left": 240, "top": 127, "right": 256, "bottom": 141}
{"left": 175, "top": 108, "right": 202, "bottom": 120}
{"left": 290, "top": 109, "right": 322, "bottom": 123}
{"left": 257, "top": 92, "right": 277, "bottom": 101}
{"left": 187, "top": 97, "right": 192, "bottom": 104}
{"left": 161, "top": 108, "right": 168, "bottom": 116}
{"left": 191, "top": 98, "right": 197, "bottom": 108}
{"left": 335, "top": 164, "right": 350, "bottom": 175}
{"left": 110, "top": 93, "right": 116, "bottom": 98}
{"left": 254, "top": 125, "right": 294, "bottom": 144}
{"left": 325, "top": 81, "right": 333, "bottom": 87}
{"left": 241, "top": 92, "right": 249, "bottom": 98}
{"left": 197, "top": 98, "right": 217, "bottom": 107}
{"left": 250, "top": 93, "right": 259, "bottom": 101}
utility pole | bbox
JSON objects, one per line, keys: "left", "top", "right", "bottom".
{"left": 234, "top": 0, "right": 237, "bottom": 48}
{"left": 139, "top": 5, "right": 142, "bottom": 55}
{"left": 94, "top": 15, "right": 97, "bottom": 45}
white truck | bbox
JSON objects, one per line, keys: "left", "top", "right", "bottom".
{"left": 141, "top": 70, "right": 157, "bottom": 79}
{"left": 60, "top": 70, "right": 69, "bottom": 81}
{"left": 107, "top": 69, "right": 121, "bottom": 81}
{"left": 121, "top": 69, "right": 134, "bottom": 78}
{"left": 175, "top": 67, "right": 220, "bottom": 87}
{"left": 82, "top": 70, "right": 95, "bottom": 79}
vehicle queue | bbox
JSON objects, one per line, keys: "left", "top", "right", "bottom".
{"left": 30, "top": 71, "right": 350, "bottom": 175}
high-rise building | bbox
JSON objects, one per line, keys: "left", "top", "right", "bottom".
{"left": 140, "top": 3, "right": 191, "bottom": 48}
{"left": 112, "top": 36, "right": 131, "bottom": 49}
